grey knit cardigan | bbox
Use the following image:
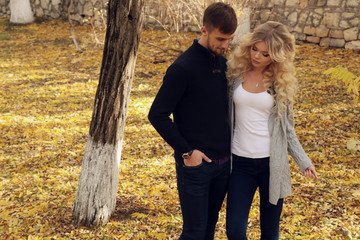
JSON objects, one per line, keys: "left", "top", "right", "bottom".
{"left": 228, "top": 76, "right": 314, "bottom": 205}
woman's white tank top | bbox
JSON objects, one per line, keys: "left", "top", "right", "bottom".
{"left": 232, "top": 84, "right": 274, "bottom": 158}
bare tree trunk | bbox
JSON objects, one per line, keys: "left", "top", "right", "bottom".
{"left": 73, "top": 0, "right": 144, "bottom": 226}
{"left": 231, "top": 7, "right": 251, "bottom": 47}
{"left": 68, "top": 0, "right": 82, "bottom": 53}
{"left": 10, "top": 0, "right": 34, "bottom": 24}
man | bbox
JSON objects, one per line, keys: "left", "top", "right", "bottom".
{"left": 148, "top": 3, "right": 237, "bottom": 239}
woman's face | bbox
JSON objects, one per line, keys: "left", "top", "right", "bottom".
{"left": 250, "top": 41, "right": 272, "bottom": 71}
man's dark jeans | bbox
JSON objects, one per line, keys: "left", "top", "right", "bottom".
{"left": 226, "top": 155, "right": 283, "bottom": 240}
{"left": 175, "top": 157, "right": 230, "bottom": 240}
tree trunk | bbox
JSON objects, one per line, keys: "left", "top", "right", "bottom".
{"left": 10, "top": 0, "right": 34, "bottom": 24}
{"left": 231, "top": 7, "right": 250, "bottom": 47}
{"left": 73, "top": 0, "right": 144, "bottom": 226}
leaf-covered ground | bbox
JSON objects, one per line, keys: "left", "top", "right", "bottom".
{"left": 0, "top": 18, "right": 359, "bottom": 239}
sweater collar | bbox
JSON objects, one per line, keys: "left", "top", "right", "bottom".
{"left": 193, "top": 39, "right": 220, "bottom": 63}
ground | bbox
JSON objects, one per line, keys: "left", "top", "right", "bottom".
{"left": 0, "top": 18, "right": 359, "bottom": 239}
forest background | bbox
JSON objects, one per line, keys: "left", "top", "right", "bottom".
{"left": 0, "top": 11, "right": 359, "bottom": 240}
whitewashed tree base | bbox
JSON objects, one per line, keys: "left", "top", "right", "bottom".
{"left": 72, "top": 0, "right": 143, "bottom": 226}
{"left": 10, "top": 0, "right": 34, "bottom": 24}
{"left": 73, "top": 136, "right": 122, "bottom": 226}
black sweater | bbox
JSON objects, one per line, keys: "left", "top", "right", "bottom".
{"left": 148, "top": 40, "right": 230, "bottom": 160}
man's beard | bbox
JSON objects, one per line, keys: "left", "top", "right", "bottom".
{"left": 207, "top": 38, "right": 225, "bottom": 56}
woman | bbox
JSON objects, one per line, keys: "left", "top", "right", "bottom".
{"left": 226, "top": 21, "right": 318, "bottom": 239}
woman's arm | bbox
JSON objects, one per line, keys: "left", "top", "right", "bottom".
{"left": 285, "top": 105, "right": 318, "bottom": 179}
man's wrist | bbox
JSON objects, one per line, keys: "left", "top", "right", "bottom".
{"left": 182, "top": 150, "right": 194, "bottom": 160}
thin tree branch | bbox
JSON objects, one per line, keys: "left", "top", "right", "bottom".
{"left": 68, "top": 0, "right": 83, "bottom": 53}
{"left": 140, "top": 40, "right": 183, "bottom": 56}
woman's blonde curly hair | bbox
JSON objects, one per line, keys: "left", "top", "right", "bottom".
{"left": 227, "top": 21, "right": 297, "bottom": 116}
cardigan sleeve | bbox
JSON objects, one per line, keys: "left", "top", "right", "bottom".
{"left": 285, "top": 105, "right": 313, "bottom": 172}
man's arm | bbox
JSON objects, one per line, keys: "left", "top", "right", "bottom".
{"left": 148, "top": 64, "right": 193, "bottom": 155}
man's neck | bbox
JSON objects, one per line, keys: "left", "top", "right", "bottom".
{"left": 198, "top": 36, "right": 207, "bottom": 49}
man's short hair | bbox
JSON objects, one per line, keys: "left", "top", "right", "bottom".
{"left": 203, "top": 2, "right": 237, "bottom": 34}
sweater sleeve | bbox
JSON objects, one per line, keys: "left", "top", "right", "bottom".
{"left": 285, "top": 106, "right": 313, "bottom": 172}
{"left": 148, "top": 64, "right": 193, "bottom": 154}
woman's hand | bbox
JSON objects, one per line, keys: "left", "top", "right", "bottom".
{"left": 303, "top": 166, "right": 318, "bottom": 180}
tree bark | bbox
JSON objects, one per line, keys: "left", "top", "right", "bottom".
{"left": 73, "top": 0, "right": 144, "bottom": 226}
{"left": 10, "top": 0, "right": 34, "bottom": 24}
{"left": 231, "top": 7, "right": 250, "bottom": 48}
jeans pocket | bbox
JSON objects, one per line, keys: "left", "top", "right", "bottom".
{"left": 183, "top": 161, "right": 204, "bottom": 169}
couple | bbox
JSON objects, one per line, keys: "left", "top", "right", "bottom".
{"left": 148, "top": 2, "right": 318, "bottom": 240}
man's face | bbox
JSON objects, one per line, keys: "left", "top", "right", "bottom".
{"left": 201, "top": 26, "right": 235, "bottom": 56}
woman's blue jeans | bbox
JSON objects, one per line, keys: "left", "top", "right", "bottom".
{"left": 226, "top": 155, "right": 283, "bottom": 240}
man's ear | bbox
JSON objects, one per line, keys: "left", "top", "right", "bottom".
{"left": 201, "top": 26, "right": 208, "bottom": 37}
